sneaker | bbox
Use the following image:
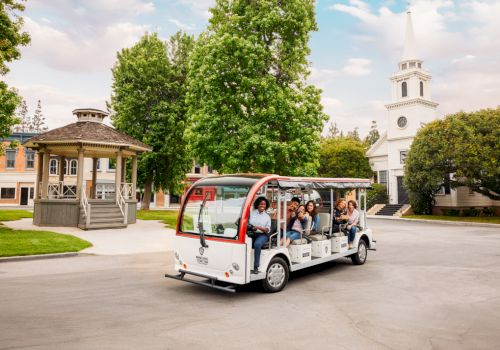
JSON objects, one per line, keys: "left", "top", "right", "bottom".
{"left": 251, "top": 268, "right": 260, "bottom": 274}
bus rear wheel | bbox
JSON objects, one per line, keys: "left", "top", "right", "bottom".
{"left": 262, "top": 257, "right": 289, "bottom": 293}
{"left": 351, "top": 239, "right": 368, "bottom": 265}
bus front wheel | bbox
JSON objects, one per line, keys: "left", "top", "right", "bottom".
{"left": 351, "top": 239, "right": 368, "bottom": 265}
{"left": 262, "top": 257, "right": 289, "bottom": 293}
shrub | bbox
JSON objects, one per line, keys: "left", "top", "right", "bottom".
{"left": 482, "top": 207, "right": 494, "bottom": 217}
{"left": 367, "top": 184, "right": 389, "bottom": 209}
{"left": 462, "top": 207, "right": 480, "bottom": 217}
{"left": 442, "top": 208, "right": 460, "bottom": 216}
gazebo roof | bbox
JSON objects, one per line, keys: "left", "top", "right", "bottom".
{"left": 23, "top": 108, "right": 151, "bottom": 153}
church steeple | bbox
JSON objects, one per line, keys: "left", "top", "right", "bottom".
{"left": 402, "top": 11, "right": 417, "bottom": 61}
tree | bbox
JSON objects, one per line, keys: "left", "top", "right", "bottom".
{"left": 347, "top": 126, "right": 360, "bottom": 141}
{"left": 30, "top": 100, "right": 47, "bottom": 133}
{"left": 109, "top": 32, "right": 194, "bottom": 209}
{"left": 13, "top": 99, "right": 28, "bottom": 132}
{"left": 0, "top": 0, "right": 30, "bottom": 144}
{"left": 326, "top": 122, "right": 340, "bottom": 139}
{"left": 318, "top": 136, "right": 373, "bottom": 178}
{"left": 404, "top": 107, "right": 500, "bottom": 214}
{"left": 364, "top": 120, "right": 380, "bottom": 147}
{"left": 187, "top": 0, "right": 327, "bottom": 176}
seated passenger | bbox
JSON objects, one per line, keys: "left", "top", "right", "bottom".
{"left": 346, "top": 200, "right": 359, "bottom": 249}
{"left": 249, "top": 196, "right": 271, "bottom": 274}
{"left": 282, "top": 204, "right": 307, "bottom": 247}
{"left": 305, "top": 200, "right": 320, "bottom": 233}
{"left": 273, "top": 196, "right": 300, "bottom": 231}
{"left": 332, "top": 198, "right": 349, "bottom": 233}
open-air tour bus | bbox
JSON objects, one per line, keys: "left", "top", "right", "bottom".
{"left": 165, "top": 174, "right": 376, "bottom": 293}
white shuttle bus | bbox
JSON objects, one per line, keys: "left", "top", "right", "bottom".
{"left": 165, "top": 174, "right": 376, "bottom": 293}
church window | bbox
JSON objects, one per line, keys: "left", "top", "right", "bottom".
{"left": 397, "top": 116, "right": 407, "bottom": 128}
{"left": 401, "top": 82, "right": 407, "bottom": 97}
{"left": 402, "top": 63, "right": 407, "bottom": 70}
{"left": 400, "top": 151, "right": 408, "bottom": 164}
{"left": 409, "top": 62, "right": 415, "bottom": 68}
{"left": 418, "top": 63, "right": 421, "bottom": 68}
{"left": 420, "top": 81, "right": 424, "bottom": 97}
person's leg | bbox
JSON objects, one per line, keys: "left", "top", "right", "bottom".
{"left": 348, "top": 227, "right": 356, "bottom": 248}
{"left": 253, "top": 234, "right": 268, "bottom": 271}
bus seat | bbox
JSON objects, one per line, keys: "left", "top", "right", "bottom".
{"left": 291, "top": 238, "right": 309, "bottom": 245}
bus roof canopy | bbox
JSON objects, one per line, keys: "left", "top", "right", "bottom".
{"left": 277, "top": 179, "right": 371, "bottom": 190}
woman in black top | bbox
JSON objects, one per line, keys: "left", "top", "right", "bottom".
{"left": 332, "top": 198, "right": 348, "bottom": 233}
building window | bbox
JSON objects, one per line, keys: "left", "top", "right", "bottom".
{"left": 400, "top": 151, "right": 408, "bottom": 164}
{"left": 397, "top": 116, "right": 408, "bottom": 128}
{"left": 1, "top": 188, "right": 15, "bottom": 199}
{"left": 6, "top": 149, "right": 16, "bottom": 169}
{"left": 70, "top": 160, "right": 77, "bottom": 175}
{"left": 409, "top": 62, "right": 416, "bottom": 68}
{"left": 49, "top": 159, "right": 58, "bottom": 175}
{"left": 108, "top": 158, "right": 116, "bottom": 171}
{"left": 402, "top": 63, "right": 407, "bottom": 70}
{"left": 194, "top": 163, "right": 201, "bottom": 174}
{"left": 379, "top": 171, "right": 387, "bottom": 185}
{"left": 418, "top": 63, "right": 421, "bottom": 68}
{"left": 97, "top": 159, "right": 101, "bottom": 171}
{"left": 401, "top": 82, "right": 407, "bottom": 97}
{"left": 420, "top": 81, "right": 424, "bottom": 97}
{"left": 25, "top": 151, "right": 35, "bottom": 169}
{"left": 207, "top": 165, "right": 213, "bottom": 174}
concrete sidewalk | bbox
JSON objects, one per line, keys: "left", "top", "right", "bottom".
{"left": 3, "top": 219, "right": 175, "bottom": 255}
{"left": 367, "top": 214, "right": 500, "bottom": 228}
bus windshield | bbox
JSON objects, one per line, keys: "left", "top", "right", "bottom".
{"left": 180, "top": 185, "right": 251, "bottom": 239}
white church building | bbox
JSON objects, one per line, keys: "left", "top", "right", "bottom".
{"left": 367, "top": 11, "right": 437, "bottom": 204}
{"left": 367, "top": 11, "right": 499, "bottom": 211}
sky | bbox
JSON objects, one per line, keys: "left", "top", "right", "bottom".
{"left": 4, "top": 0, "right": 500, "bottom": 137}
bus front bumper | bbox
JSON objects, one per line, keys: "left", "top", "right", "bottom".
{"left": 165, "top": 269, "right": 237, "bottom": 293}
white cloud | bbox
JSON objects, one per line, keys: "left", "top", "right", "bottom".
{"left": 22, "top": 17, "right": 149, "bottom": 72}
{"left": 322, "top": 96, "right": 343, "bottom": 108}
{"left": 180, "top": 0, "right": 215, "bottom": 18}
{"left": 342, "top": 58, "right": 371, "bottom": 76}
{"left": 308, "top": 67, "right": 338, "bottom": 88}
{"left": 168, "top": 18, "right": 195, "bottom": 31}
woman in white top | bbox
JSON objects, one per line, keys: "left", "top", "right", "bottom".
{"left": 346, "top": 200, "right": 359, "bottom": 249}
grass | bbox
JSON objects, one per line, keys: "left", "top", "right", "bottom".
{"left": 404, "top": 215, "right": 500, "bottom": 224}
{"left": 136, "top": 210, "right": 180, "bottom": 228}
{"left": 0, "top": 210, "right": 33, "bottom": 221}
{"left": 0, "top": 226, "right": 92, "bottom": 257}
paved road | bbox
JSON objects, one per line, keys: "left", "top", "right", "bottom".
{"left": 1, "top": 219, "right": 499, "bottom": 349}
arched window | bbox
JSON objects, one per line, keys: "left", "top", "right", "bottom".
{"left": 49, "top": 159, "right": 58, "bottom": 175}
{"left": 420, "top": 81, "right": 424, "bottom": 97}
{"left": 70, "top": 160, "right": 78, "bottom": 175}
{"left": 402, "top": 82, "right": 407, "bottom": 97}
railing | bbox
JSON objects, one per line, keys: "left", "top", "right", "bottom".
{"left": 96, "top": 183, "right": 115, "bottom": 199}
{"left": 43, "top": 181, "right": 77, "bottom": 199}
{"left": 120, "top": 183, "right": 133, "bottom": 199}
{"left": 116, "top": 188, "right": 128, "bottom": 225}
{"left": 81, "top": 188, "right": 90, "bottom": 227}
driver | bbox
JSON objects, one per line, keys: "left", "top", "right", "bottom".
{"left": 249, "top": 196, "right": 271, "bottom": 274}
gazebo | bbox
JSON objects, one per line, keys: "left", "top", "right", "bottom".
{"left": 24, "top": 108, "right": 151, "bottom": 229}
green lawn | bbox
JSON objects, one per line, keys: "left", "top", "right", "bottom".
{"left": 0, "top": 210, "right": 33, "bottom": 221}
{"left": 404, "top": 215, "right": 500, "bottom": 224}
{"left": 0, "top": 226, "right": 92, "bottom": 257}
{"left": 136, "top": 210, "right": 180, "bottom": 228}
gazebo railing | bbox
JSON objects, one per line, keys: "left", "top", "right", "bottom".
{"left": 120, "top": 183, "right": 133, "bottom": 199}
{"left": 81, "top": 188, "right": 90, "bottom": 227}
{"left": 116, "top": 188, "right": 128, "bottom": 224}
{"left": 44, "top": 181, "right": 78, "bottom": 199}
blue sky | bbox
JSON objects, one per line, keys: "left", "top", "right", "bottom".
{"left": 5, "top": 0, "right": 500, "bottom": 136}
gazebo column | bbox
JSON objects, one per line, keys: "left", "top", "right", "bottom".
{"left": 115, "top": 151, "right": 123, "bottom": 201}
{"left": 41, "top": 149, "right": 50, "bottom": 199}
{"left": 35, "top": 151, "right": 44, "bottom": 199}
{"left": 91, "top": 158, "right": 98, "bottom": 199}
{"left": 76, "top": 148, "right": 84, "bottom": 199}
{"left": 131, "top": 155, "right": 137, "bottom": 200}
{"left": 58, "top": 156, "right": 65, "bottom": 198}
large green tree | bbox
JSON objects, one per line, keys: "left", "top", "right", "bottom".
{"left": 0, "top": 0, "right": 30, "bottom": 144}
{"left": 404, "top": 107, "right": 500, "bottom": 214}
{"left": 187, "top": 0, "right": 327, "bottom": 175}
{"left": 109, "top": 32, "right": 194, "bottom": 209}
{"left": 318, "top": 136, "right": 373, "bottom": 178}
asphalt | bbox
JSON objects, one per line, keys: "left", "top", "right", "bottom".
{"left": 0, "top": 219, "right": 499, "bottom": 349}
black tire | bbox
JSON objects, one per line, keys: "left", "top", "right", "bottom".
{"left": 262, "top": 257, "right": 289, "bottom": 293}
{"left": 351, "top": 239, "right": 368, "bottom": 265}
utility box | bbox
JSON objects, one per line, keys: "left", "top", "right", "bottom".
{"left": 331, "top": 236, "right": 348, "bottom": 253}
{"left": 288, "top": 243, "right": 312, "bottom": 264}
{"left": 311, "top": 239, "right": 331, "bottom": 258}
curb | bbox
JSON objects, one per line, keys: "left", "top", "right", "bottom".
{"left": 367, "top": 215, "right": 500, "bottom": 228}
{"left": 0, "top": 252, "right": 81, "bottom": 263}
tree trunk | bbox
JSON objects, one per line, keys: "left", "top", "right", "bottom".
{"left": 141, "top": 174, "right": 154, "bottom": 210}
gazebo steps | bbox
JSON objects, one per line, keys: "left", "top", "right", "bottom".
{"left": 79, "top": 201, "right": 127, "bottom": 230}
{"left": 78, "top": 222, "right": 127, "bottom": 230}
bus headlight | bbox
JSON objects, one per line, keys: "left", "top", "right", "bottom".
{"left": 232, "top": 263, "right": 240, "bottom": 271}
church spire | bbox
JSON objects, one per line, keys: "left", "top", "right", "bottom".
{"left": 402, "top": 10, "right": 417, "bottom": 61}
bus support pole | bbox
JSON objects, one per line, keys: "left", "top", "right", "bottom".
{"left": 277, "top": 189, "right": 281, "bottom": 249}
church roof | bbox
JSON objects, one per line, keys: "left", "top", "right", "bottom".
{"left": 402, "top": 11, "right": 418, "bottom": 61}
{"left": 366, "top": 132, "right": 388, "bottom": 158}
{"left": 23, "top": 121, "right": 151, "bottom": 152}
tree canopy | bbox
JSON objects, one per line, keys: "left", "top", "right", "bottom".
{"left": 187, "top": 0, "right": 327, "bottom": 176}
{"left": 404, "top": 107, "right": 500, "bottom": 214}
{"left": 0, "top": 0, "right": 30, "bottom": 144}
{"left": 109, "top": 32, "right": 194, "bottom": 209}
{"left": 318, "top": 135, "right": 373, "bottom": 178}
